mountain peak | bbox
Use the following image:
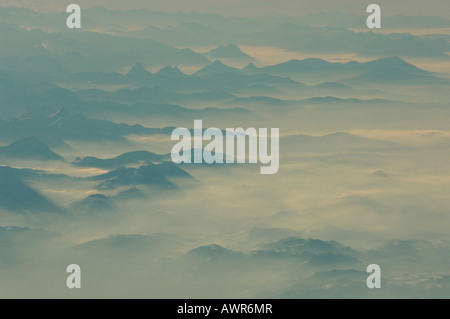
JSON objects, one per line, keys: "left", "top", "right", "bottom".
{"left": 242, "top": 63, "right": 258, "bottom": 72}
{"left": 0, "top": 137, "right": 63, "bottom": 161}
{"left": 207, "top": 43, "right": 255, "bottom": 61}
{"left": 10, "top": 136, "right": 41, "bottom": 145}
{"left": 373, "top": 56, "right": 406, "bottom": 65}
{"left": 211, "top": 60, "right": 226, "bottom": 66}
{"left": 364, "top": 56, "right": 427, "bottom": 74}
{"left": 127, "top": 62, "right": 152, "bottom": 78}
{"left": 195, "top": 60, "right": 240, "bottom": 76}
{"left": 156, "top": 65, "right": 185, "bottom": 77}
{"left": 383, "top": 56, "right": 403, "bottom": 61}
{"left": 225, "top": 43, "right": 239, "bottom": 49}
{"left": 94, "top": 163, "right": 190, "bottom": 190}
{"left": 71, "top": 193, "right": 115, "bottom": 214}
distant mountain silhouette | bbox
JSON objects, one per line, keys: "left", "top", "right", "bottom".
{"left": 262, "top": 237, "right": 355, "bottom": 256}
{"left": 152, "top": 161, "right": 193, "bottom": 177}
{"left": 70, "top": 194, "right": 115, "bottom": 215}
{"left": 226, "top": 95, "right": 398, "bottom": 109}
{"left": 230, "top": 96, "right": 289, "bottom": 106}
{"left": 0, "top": 75, "right": 87, "bottom": 120}
{"left": 298, "top": 96, "right": 391, "bottom": 104}
{"left": 247, "top": 56, "right": 433, "bottom": 79}
{"left": 0, "top": 137, "right": 63, "bottom": 161}
{"left": 69, "top": 60, "right": 295, "bottom": 90}
{"left": 73, "top": 151, "right": 169, "bottom": 169}
{"left": 0, "top": 23, "right": 210, "bottom": 71}
{"left": 0, "top": 166, "right": 62, "bottom": 214}
{"left": 359, "top": 56, "right": 427, "bottom": 74}
{"left": 91, "top": 162, "right": 192, "bottom": 189}
{"left": 76, "top": 86, "right": 235, "bottom": 105}
{"left": 242, "top": 56, "right": 448, "bottom": 85}
{"left": 242, "top": 63, "right": 259, "bottom": 73}
{"left": 97, "top": 103, "right": 249, "bottom": 121}
{"left": 258, "top": 58, "right": 343, "bottom": 74}
{"left": 343, "top": 65, "right": 446, "bottom": 85}
{"left": 187, "top": 244, "right": 243, "bottom": 262}
{"left": 156, "top": 65, "right": 187, "bottom": 77}
{"left": 152, "top": 65, "right": 191, "bottom": 84}
{"left": 57, "top": 51, "right": 98, "bottom": 73}
{"left": 127, "top": 62, "right": 153, "bottom": 81}
{"left": 194, "top": 59, "right": 294, "bottom": 84}
{"left": 0, "top": 108, "right": 175, "bottom": 142}
{"left": 73, "top": 233, "right": 183, "bottom": 257}
{"left": 206, "top": 43, "right": 255, "bottom": 61}
{"left": 184, "top": 238, "right": 357, "bottom": 267}
{"left": 76, "top": 86, "right": 179, "bottom": 104}
{"left": 194, "top": 60, "right": 241, "bottom": 76}
{"left": 70, "top": 70, "right": 127, "bottom": 84}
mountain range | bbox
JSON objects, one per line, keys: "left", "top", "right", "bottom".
{"left": 206, "top": 43, "right": 256, "bottom": 62}
{"left": 0, "top": 137, "right": 63, "bottom": 161}
{"left": 73, "top": 151, "right": 169, "bottom": 169}
{"left": 0, "top": 108, "right": 175, "bottom": 142}
{"left": 67, "top": 60, "right": 297, "bottom": 91}
{"left": 90, "top": 162, "right": 192, "bottom": 189}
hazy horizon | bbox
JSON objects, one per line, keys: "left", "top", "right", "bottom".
{"left": 2, "top": 0, "right": 449, "bottom": 18}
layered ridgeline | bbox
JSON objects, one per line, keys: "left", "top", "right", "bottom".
{"left": 0, "top": 137, "right": 63, "bottom": 161}
{"left": 0, "top": 4, "right": 449, "bottom": 299}
{"left": 243, "top": 56, "right": 447, "bottom": 84}
{"left": 1, "top": 7, "right": 449, "bottom": 57}
{"left": 205, "top": 43, "right": 256, "bottom": 63}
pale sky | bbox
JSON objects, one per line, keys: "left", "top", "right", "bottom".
{"left": 2, "top": 0, "right": 450, "bottom": 18}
